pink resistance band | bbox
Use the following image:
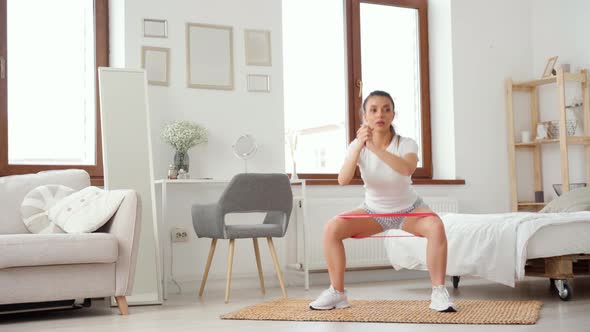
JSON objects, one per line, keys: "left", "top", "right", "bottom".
{"left": 337, "top": 212, "right": 438, "bottom": 239}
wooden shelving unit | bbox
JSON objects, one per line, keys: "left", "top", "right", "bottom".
{"left": 506, "top": 66, "right": 590, "bottom": 212}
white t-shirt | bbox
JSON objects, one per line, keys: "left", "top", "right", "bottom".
{"left": 346, "top": 135, "right": 419, "bottom": 212}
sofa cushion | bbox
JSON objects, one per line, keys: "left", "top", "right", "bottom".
{"left": 0, "top": 170, "right": 90, "bottom": 234}
{"left": 0, "top": 233, "right": 118, "bottom": 269}
{"left": 21, "top": 185, "right": 75, "bottom": 234}
{"left": 49, "top": 186, "right": 125, "bottom": 233}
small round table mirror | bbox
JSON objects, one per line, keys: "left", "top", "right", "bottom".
{"left": 232, "top": 134, "right": 257, "bottom": 172}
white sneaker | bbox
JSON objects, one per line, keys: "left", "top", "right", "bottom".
{"left": 309, "top": 285, "right": 350, "bottom": 310}
{"left": 429, "top": 285, "right": 456, "bottom": 312}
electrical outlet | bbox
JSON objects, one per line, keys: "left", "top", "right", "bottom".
{"left": 171, "top": 227, "right": 189, "bottom": 242}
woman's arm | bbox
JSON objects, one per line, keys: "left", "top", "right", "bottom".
{"left": 367, "top": 142, "right": 418, "bottom": 176}
{"left": 339, "top": 125, "right": 372, "bottom": 185}
{"left": 338, "top": 143, "right": 363, "bottom": 185}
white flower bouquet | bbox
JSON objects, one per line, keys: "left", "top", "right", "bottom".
{"left": 161, "top": 120, "right": 208, "bottom": 152}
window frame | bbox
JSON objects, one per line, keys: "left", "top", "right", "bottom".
{"left": 288, "top": 0, "right": 432, "bottom": 181}
{"left": 0, "top": 0, "right": 108, "bottom": 185}
{"left": 348, "top": 0, "right": 432, "bottom": 179}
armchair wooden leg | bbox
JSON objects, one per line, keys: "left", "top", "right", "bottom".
{"left": 267, "top": 237, "right": 287, "bottom": 298}
{"left": 225, "top": 239, "right": 235, "bottom": 303}
{"left": 253, "top": 238, "right": 266, "bottom": 295}
{"left": 199, "top": 239, "right": 218, "bottom": 297}
{"left": 115, "top": 296, "right": 128, "bottom": 315}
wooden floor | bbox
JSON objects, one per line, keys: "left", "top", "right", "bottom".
{"left": 2, "top": 276, "right": 590, "bottom": 331}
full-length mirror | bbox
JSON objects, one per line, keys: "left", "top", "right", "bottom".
{"left": 98, "top": 68, "right": 163, "bottom": 305}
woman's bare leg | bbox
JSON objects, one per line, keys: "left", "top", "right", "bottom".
{"left": 323, "top": 209, "right": 384, "bottom": 291}
{"left": 401, "top": 208, "right": 447, "bottom": 286}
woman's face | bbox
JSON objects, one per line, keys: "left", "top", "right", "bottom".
{"left": 363, "top": 96, "right": 394, "bottom": 132}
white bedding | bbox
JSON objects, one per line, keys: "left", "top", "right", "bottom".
{"left": 383, "top": 211, "right": 590, "bottom": 287}
{"left": 527, "top": 222, "right": 590, "bottom": 259}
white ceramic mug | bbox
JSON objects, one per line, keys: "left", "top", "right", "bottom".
{"left": 521, "top": 131, "right": 531, "bottom": 143}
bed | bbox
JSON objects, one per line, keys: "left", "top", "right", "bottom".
{"left": 383, "top": 211, "right": 590, "bottom": 301}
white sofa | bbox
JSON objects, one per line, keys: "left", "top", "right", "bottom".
{"left": 0, "top": 169, "right": 141, "bottom": 315}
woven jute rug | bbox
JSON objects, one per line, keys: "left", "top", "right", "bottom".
{"left": 221, "top": 298, "right": 542, "bottom": 325}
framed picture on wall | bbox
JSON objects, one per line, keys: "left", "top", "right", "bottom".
{"left": 244, "top": 29, "right": 271, "bottom": 66}
{"left": 141, "top": 46, "right": 170, "bottom": 86}
{"left": 247, "top": 74, "right": 270, "bottom": 92}
{"left": 143, "top": 19, "right": 168, "bottom": 38}
{"left": 186, "top": 23, "right": 234, "bottom": 90}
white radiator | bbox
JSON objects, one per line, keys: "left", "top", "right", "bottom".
{"left": 296, "top": 197, "right": 458, "bottom": 271}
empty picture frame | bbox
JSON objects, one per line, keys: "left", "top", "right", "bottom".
{"left": 143, "top": 19, "right": 168, "bottom": 38}
{"left": 141, "top": 46, "right": 170, "bottom": 86}
{"left": 542, "top": 56, "right": 558, "bottom": 78}
{"left": 186, "top": 23, "right": 234, "bottom": 90}
{"left": 244, "top": 29, "right": 272, "bottom": 66}
{"left": 247, "top": 74, "right": 270, "bottom": 92}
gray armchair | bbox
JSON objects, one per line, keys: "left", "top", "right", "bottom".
{"left": 191, "top": 173, "right": 293, "bottom": 303}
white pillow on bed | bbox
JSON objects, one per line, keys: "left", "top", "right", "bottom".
{"left": 540, "top": 187, "right": 590, "bottom": 213}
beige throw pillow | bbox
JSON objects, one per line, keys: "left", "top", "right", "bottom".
{"left": 20, "top": 185, "right": 75, "bottom": 233}
{"left": 540, "top": 187, "right": 590, "bottom": 213}
{"left": 48, "top": 186, "right": 125, "bottom": 233}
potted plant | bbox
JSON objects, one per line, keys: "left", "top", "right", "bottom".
{"left": 161, "top": 120, "right": 208, "bottom": 173}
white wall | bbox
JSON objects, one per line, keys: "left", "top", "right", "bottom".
{"left": 428, "top": 0, "right": 456, "bottom": 180}
{"left": 121, "top": 0, "right": 286, "bottom": 180}
{"left": 110, "top": 0, "right": 289, "bottom": 290}
{"left": 530, "top": 0, "right": 590, "bottom": 202}
{"left": 449, "top": 0, "right": 532, "bottom": 212}
{"left": 108, "top": 0, "right": 125, "bottom": 68}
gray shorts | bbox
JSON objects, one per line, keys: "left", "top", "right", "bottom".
{"left": 360, "top": 197, "right": 430, "bottom": 231}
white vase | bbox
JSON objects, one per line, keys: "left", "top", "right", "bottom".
{"left": 291, "top": 162, "right": 299, "bottom": 181}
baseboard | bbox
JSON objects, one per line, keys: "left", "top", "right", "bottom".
{"left": 168, "top": 268, "right": 430, "bottom": 295}
{"left": 291, "top": 269, "right": 430, "bottom": 288}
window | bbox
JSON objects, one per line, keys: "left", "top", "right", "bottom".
{"left": 282, "top": 0, "right": 432, "bottom": 180}
{"left": 0, "top": 0, "right": 108, "bottom": 184}
{"left": 282, "top": 0, "right": 347, "bottom": 176}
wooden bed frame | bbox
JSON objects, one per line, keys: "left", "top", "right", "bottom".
{"left": 525, "top": 254, "right": 590, "bottom": 279}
